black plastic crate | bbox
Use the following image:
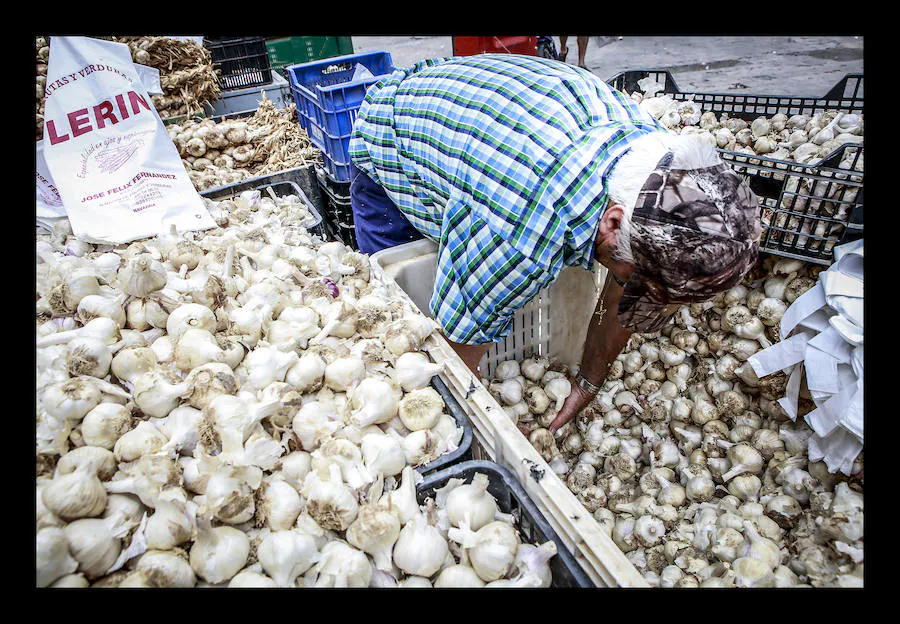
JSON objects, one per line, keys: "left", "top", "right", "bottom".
{"left": 200, "top": 179, "right": 325, "bottom": 240}
{"left": 417, "top": 376, "right": 474, "bottom": 475}
{"left": 206, "top": 37, "right": 273, "bottom": 91}
{"left": 607, "top": 70, "right": 864, "bottom": 265}
{"left": 315, "top": 165, "right": 357, "bottom": 250}
{"left": 417, "top": 460, "right": 593, "bottom": 587}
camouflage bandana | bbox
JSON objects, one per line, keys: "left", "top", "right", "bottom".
{"left": 617, "top": 151, "right": 762, "bottom": 332}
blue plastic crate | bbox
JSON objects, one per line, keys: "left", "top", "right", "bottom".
{"left": 301, "top": 107, "right": 356, "bottom": 182}
{"left": 286, "top": 51, "right": 393, "bottom": 182}
{"left": 286, "top": 50, "right": 393, "bottom": 112}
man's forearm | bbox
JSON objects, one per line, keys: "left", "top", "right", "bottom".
{"left": 442, "top": 334, "right": 491, "bottom": 376}
{"left": 578, "top": 272, "right": 632, "bottom": 385}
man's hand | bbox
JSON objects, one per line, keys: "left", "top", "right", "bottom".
{"left": 548, "top": 382, "right": 594, "bottom": 434}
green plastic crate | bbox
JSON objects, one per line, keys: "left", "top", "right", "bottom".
{"left": 266, "top": 36, "right": 354, "bottom": 77}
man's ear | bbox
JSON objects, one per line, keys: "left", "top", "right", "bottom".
{"left": 596, "top": 203, "right": 626, "bottom": 246}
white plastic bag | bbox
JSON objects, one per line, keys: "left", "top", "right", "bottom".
{"left": 41, "top": 36, "right": 214, "bottom": 244}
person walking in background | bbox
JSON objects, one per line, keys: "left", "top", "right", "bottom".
{"left": 559, "top": 36, "right": 589, "bottom": 69}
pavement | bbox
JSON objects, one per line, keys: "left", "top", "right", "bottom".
{"left": 351, "top": 35, "right": 863, "bottom": 96}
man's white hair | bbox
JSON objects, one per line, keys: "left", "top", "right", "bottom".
{"left": 607, "top": 132, "right": 723, "bottom": 264}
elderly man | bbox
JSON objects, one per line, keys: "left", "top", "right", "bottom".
{"left": 348, "top": 54, "right": 761, "bottom": 433}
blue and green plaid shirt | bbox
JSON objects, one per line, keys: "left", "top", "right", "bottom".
{"left": 349, "top": 54, "right": 665, "bottom": 344}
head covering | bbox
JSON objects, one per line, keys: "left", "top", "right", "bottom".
{"left": 617, "top": 151, "right": 762, "bottom": 332}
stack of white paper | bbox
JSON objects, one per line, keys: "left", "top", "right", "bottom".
{"left": 748, "top": 240, "right": 863, "bottom": 475}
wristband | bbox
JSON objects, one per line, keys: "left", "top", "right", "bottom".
{"left": 611, "top": 272, "right": 628, "bottom": 288}
{"left": 575, "top": 373, "right": 602, "bottom": 396}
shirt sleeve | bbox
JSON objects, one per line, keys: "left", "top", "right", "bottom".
{"left": 430, "top": 207, "right": 556, "bottom": 345}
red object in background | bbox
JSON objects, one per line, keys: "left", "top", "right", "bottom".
{"left": 451, "top": 36, "right": 538, "bottom": 57}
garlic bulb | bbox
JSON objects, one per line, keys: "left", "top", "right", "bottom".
{"left": 189, "top": 518, "right": 250, "bottom": 584}
{"left": 277, "top": 452, "right": 311, "bottom": 490}
{"left": 285, "top": 352, "right": 327, "bottom": 393}
{"left": 383, "top": 316, "right": 434, "bottom": 355}
{"left": 41, "top": 378, "right": 102, "bottom": 422}
{"left": 76, "top": 294, "right": 127, "bottom": 328}
{"left": 445, "top": 473, "right": 499, "bottom": 532}
{"left": 165, "top": 303, "right": 217, "bottom": 341}
{"left": 379, "top": 466, "right": 421, "bottom": 526}
{"left": 114, "top": 421, "right": 168, "bottom": 462}
{"left": 544, "top": 377, "right": 571, "bottom": 411}
{"left": 50, "top": 573, "right": 90, "bottom": 588}
{"left": 67, "top": 336, "right": 114, "bottom": 378}
{"left": 393, "top": 513, "right": 449, "bottom": 578}
{"left": 145, "top": 491, "right": 195, "bottom": 550}
{"left": 508, "top": 541, "right": 556, "bottom": 587}
{"left": 229, "top": 569, "right": 278, "bottom": 588}
{"left": 125, "top": 550, "right": 197, "bottom": 588}
{"left": 103, "top": 493, "right": 146, "bottom": 524}
{"left": 311, "top": 541, "right": 372, "bottom": 588}
{"left": 361, "top": 433, "right": 407, "bottom": 478}
{"left": 111, "top": 346, "right": 159, "bottom": 384}
{"left": 55, "top": 446, "right": 117, "bottom": 481}
{"left": 257, "top": 530, "right": 319, "bottom": 587}
{"left": 242, "top": 345, "right": 298, "bottom": 391}
{"left": 64, "top": 512, "right": 133, "bottom": 579}
{"left": 346, "top": 505, "right": 402, "bottom": 571}
{"left": 174, "top": 328, "right": 226, "bottom": 372}
{"left": 43, "top": 464, "right": 108, "bottom": 521}
{"left": 324, "top": 356, "right": 366, "bottom": 391}
{"left": 36, "top": 527, "right": 79, "bottom": 587}
{"left": 133, "top": 370, "right": 190, "bottom": 418}
{"left": 434, "top": 564, "right": 486, "bottom": 587}
{"left": 301, "top": 464, "right": 359, "bottom": 531}
{"left": 394, "top": 352, "right": 444, "bottom": 392}
{"left": 255, "top": 479, "right": 302, "bottom": 531}
{"left": 118, "top": 254, "right": 167, "bottom": 298}
{"left": 350, "top": 377, "right": 401, "bottom": 427}
{"left": 104, "top": 454, "right": 182, "bottom": 508}
{"left": 449, "top": 520, "right": 519, "bottom": 582}
{"left": 398, "top": 386, "right": 444, "bottom": 431}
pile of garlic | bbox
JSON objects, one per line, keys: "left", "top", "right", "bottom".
{"left": 631, "top": 78, "right": 864, "bottom": 170}
{"left": 115, "top": 36, "right": 221, "bottom": 121}
{"left": 356, "top": 468, "right": 560, "bottom": 587}
{"left": 491, "top": 255, "right": 863, "bottom": 588}
{"left": 35, "top": 190, "right": 470, "bottom": 588}
{"left": 167, "top": 95, "right": 322, "bottom": 192}
{"left": 36, "top": 36, "right": 50, "bottom": 141}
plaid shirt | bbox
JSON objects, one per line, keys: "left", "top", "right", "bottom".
{"left": 349, "top": 54, "right": 665, "bottom": 344}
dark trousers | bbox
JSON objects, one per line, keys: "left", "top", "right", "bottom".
{"left": 349, "top": 162, "right": 424, "bottom": 255}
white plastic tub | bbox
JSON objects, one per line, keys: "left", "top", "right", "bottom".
{"left": 371, "top": 239, "right": 646, "bottom": 587}
{"left": 372, "top": 239, "right": 608, "bottom": 377}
